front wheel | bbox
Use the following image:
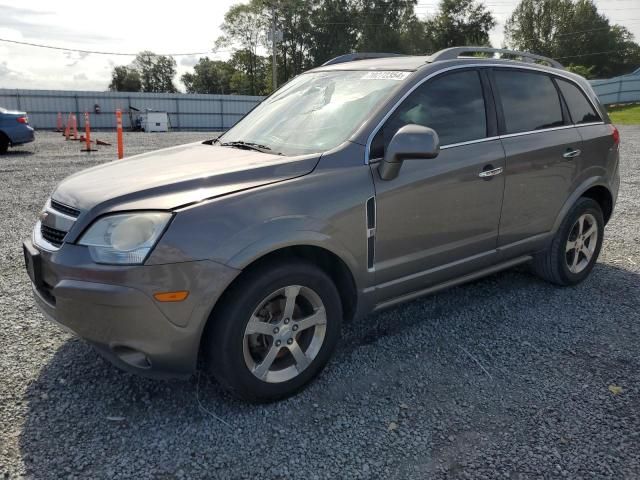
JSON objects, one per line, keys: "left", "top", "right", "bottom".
{"left": 203, "top": 259, "right": 342, "bottom": 402}
{"left": 532, "top": 197, "right": 604, "bottom": 286}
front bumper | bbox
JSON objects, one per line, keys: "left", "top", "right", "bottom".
{"left": 24, "top": 238, "right": 239, "bottom": 378}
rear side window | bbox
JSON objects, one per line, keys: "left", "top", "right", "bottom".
{"left": 494, "top": 70, "right": 564, "bottom": 134}
{"left": 370, "top": 69, "right": 487, "bottom": 158}
{"left": 557, "top": 79, "right": 601, "bottom": 124}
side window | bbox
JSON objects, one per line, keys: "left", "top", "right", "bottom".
{"left": 370, "top": 70, "right": 487, "bottom": 159}
{"left": 556, "top": 78, "right": 601, "bottom": 124}
{"left": 494, "top": 70, "right": 564, "bottom": 134}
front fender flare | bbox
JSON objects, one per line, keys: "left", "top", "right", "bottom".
{"left": 227, "top": 227, "right": 360, "bottom": 280}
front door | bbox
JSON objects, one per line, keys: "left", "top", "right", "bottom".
{"left": 369, "top": 68, "right": 506, "bottom": 302}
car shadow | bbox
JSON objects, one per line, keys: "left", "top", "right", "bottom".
{"left": 2, "top": 149, "right": 35, "bottom": 157}
{"left": 17, "top": 262, "right": 640, "bottom": 477}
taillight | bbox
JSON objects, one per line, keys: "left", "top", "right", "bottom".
{"left": 611, "top": 124, "right": 620, "bottom": 145}
{"left": 17, "top": 116, "right": 28, "bottom": 124}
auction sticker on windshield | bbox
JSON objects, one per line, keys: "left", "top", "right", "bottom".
{"left": 360, "top": 71, "right": 411, "bottom": 80}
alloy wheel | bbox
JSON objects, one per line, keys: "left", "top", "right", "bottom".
{"left": 243, "top": 285, "right": 327, "bottom": 383}
{"left": 565, "top": 213, "right": 598, "bottom": 274}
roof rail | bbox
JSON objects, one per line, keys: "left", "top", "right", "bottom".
{"left": 428, "top": 47, "right": 564, "bottom": 69}
{"left": 322, "top": 52, "right": 405, "bottom": 66}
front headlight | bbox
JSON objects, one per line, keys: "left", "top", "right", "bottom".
{"left": 78, "top": 212, "right": 172, "bottom": 264}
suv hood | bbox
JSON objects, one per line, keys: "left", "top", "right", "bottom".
{"left": 52, "top": 142, "right": 320, "bottom": 212}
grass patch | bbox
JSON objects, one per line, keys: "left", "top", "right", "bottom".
{"left": 607, "top": 104, "right": 640, "bottom": 125}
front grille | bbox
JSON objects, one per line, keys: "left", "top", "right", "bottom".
{"left": 50, "top": 199, "right": 80, "bottom": 218}
{"left": 40, "top": 224, "right": 66, "bottom": 247}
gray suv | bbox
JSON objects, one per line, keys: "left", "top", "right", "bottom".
{"left": 24, "top": 47, "right": 620, "bottom": 402}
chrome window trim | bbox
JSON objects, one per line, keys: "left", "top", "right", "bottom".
{"left": 440, "top": 136, "right": 501, "bottom": 150}
{"left": 575, "top": 121, "right": 606, "bottom": 127}
{"left": 498, "top": 124, "right": 575, "bottom": 139}
{"left": 364, "top": 63, "right": 604, "bottom": 164}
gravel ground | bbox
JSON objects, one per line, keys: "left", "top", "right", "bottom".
{"left": 1, "top": 130, "right": 639, "bottom": 479}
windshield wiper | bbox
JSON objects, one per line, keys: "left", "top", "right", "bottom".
{"left": 221, "top": 140, "right": 270, "bottom": 150}
{"left": 220, "top": 141, "right": 280, "bottom": 154}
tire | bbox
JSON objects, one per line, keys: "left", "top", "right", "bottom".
{"left": 0, "top": 134, "right": 8, "bottom": 155}
{"left": 532, "top": 197, "right": 604, "bottom": 286}
{"left": 203, "top": 259, "right": 343, "bottom": 402}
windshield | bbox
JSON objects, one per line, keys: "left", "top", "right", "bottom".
{"left": 219, "top": 70, "right": 411, "bottom": 156}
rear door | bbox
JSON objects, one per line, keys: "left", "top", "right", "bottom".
{"left": 555, "top": 78, "right": 613, "bottom": 178}
{"left": 492, "top": 68, "right": 583, "bottom": 250}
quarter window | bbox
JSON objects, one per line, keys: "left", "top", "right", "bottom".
{"left": 494, "top": 70, "right": 564, "bottom": 134}
{"left": 557, "top": 79, "right": 601, "bottom": 125}
{"left": 370, "top": 70, "right": 487, "bottom": 159}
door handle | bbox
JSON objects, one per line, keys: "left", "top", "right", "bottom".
{"left": 479, "top": 166, "right": 503, "bottom": 179}
{"left": 563, "top": 149, "right": 582, "bottom": 159}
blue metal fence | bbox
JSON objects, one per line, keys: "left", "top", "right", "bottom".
{"left": 1, "top": 73, "right": 638, "bottom": 132}
{"left": 0, "top": 89, "right": 264, "bottom": 131}
{"left": 590, "top": 70, "right": 640, "bottom": 106}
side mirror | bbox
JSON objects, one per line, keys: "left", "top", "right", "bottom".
{"left": 378, "top": 124, "right": 440, "bottom": 181}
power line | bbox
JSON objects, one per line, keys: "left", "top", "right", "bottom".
{"left": 556, "top": 49, "right": 623, "bottom": 59}
{"left": 556, "top": 26, "right": 619, "bottom": 36}
{"left": 0, "top": 37, "right": 226, "bottom": 56}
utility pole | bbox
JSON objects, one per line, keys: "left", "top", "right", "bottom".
{"left": 271, "top": 6, "right": 278, "bottom": 90}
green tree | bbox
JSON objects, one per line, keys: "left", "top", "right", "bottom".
{"left": 108, "top": 65, "right": 142, "bottom": 92}
{"left": 566, "top": 63, "right": 596, "bottom": 78}
{"left": 271, "top": 0, "right": 314, "bottom": 81}
{"left": 427, "top": 0, "right": 496, "bottom": 50}
{"left": 504, "top": 0, "right": 572, "bottom": 56}
{"left": 357, "top": 0, "right": 421, "bottom": 53}
{"left": 228, "top": 49, "right": 270, "bottom": 95}
{"left": 132, "top": 51, "right": 178, "bottom": 93}
{"left": 505, "top": 0, "right": 640, "bottom": 77}
{"left": 181, "top": 57, "right": 234, "bottom": 94}
{"left": 307, "top": 0, "right": 358, "bottom": 65}
{"left": 216, "top": 3, "right": 266, "bottom": 95}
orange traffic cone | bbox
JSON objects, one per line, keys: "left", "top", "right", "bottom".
{"left": 81, "top": 112, "right": 97, "bottom": 152}
{"left": 64, "top": 113, "right": 72, "bottom": 140}
{"left": 71, "top": 114, "right": 79, "bottom": 140}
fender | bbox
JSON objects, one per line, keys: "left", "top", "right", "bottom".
{"left": 550, "top": 175, "right": 612, "bottom": 237}
{"left": 226, "top": 222, "right": 374, "bottom": 321}
{"left": 226, "top": 222, "right": 363, "bottom": 288}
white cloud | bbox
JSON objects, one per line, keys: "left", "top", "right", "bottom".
{"left": 180, "top": 55, "right": 200, "bottom": 67}
{"left": 0, "top": 0, "right": 243, "bottom": 91}
{"left": 0, "top": 0, "right": 638, "bottom": 91}
{"left": 0, "top": 60, "right": 21, "bottom": 80}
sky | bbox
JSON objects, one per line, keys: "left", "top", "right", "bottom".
{"left": 0, "top": 0, "right": 639, "bottom": 92}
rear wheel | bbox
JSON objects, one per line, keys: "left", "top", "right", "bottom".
{"left": 204, "top": 259, "right": 342, "bottom": 402}
{"left": 532, "top": 197, "right": 604, "bottom": 286}
{"left": 0, "top": 134, "right": 8, "bottom": 155}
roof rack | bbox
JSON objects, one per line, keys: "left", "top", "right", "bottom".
{"left": 322, "top": 52, "right": 405, "bottom": 66}
{"left": 428, "top": 47, "right": 564, "bottom": 69}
